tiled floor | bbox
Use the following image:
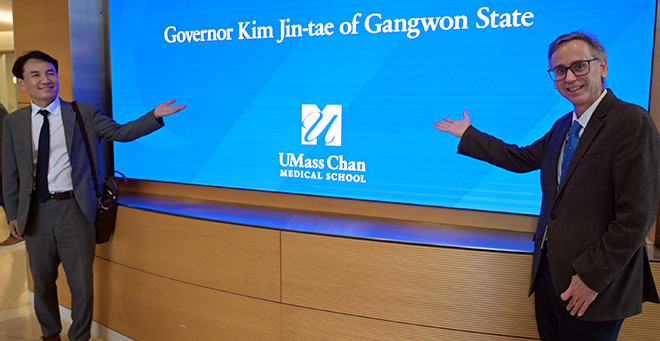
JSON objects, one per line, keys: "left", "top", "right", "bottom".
{"left": 0, "top": 238, "right": 45, "bottom": 340}
{"left": 0, "top": 215, "right": 104, "bottom": 341}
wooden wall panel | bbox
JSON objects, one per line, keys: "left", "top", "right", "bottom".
{"left": 93, "top": 257, "right": 281, "bottom": 341}
{"left": 618, "top": 262, "right": 660, "bottom": 340}
{"left": 96, "top": 206, "right": 281, "bottom": 301}
{"left": 34, "top": 208, "right": 660, "bottom": 340}
{"left": 281, "top": 305, "right": 525, "bottom": 341}
{"left": 281, "top": 231, "right": 538, "bottom": 339}
{"left": 652, "top": 1, "right": 660, "bottom": 246}
{"left": 620, "top": 302, "right": 660, "bottom": 341}
{"left": 12, "top": 0, "right": 74, "bottom": 106}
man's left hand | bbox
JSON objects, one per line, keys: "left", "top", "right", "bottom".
{"left": 560, "top": 274, "right": 598, "bottom": 317}
{"left": 154, "top": 99, "right": 187, "bottom": 118}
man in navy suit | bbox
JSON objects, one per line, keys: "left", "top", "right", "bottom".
{"left": 435, "top": 31, "right": 660, "bottom": 340}
{"left": 3, "top": 51, "right": 186, "bottom": 341}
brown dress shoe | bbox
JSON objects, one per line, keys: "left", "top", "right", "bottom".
{"left": 0, "top": 235, "right": 24, "bottom": 247}
{"left": 39, "top": 334, "right": 61, "bottom": 341}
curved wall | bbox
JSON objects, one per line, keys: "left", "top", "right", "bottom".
{"left": 79, "top": 204, "right": 659, "bottom": 340}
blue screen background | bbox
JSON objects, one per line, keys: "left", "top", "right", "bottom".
{"left": 109, "top": 0, "right": 656, "bottom": 215}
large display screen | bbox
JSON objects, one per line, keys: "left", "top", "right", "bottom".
{"left": 109, "top": 0, "right": 656, "bottom": 215}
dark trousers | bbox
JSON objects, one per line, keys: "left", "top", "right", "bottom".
{"left": 24, "top": 196, "right": 96, "bottom": 341}
{"left": 535, "top": 251, "right": 623, "bottom": 341}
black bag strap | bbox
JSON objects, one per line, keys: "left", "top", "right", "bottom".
{"left": 71, "top": 101, "right": 102, "bottom": 200}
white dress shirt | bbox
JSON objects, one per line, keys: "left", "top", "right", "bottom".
{"left": 31, "top": 98, "right": 74, "bottom": 193}
{"left": 556, "top": 89, "right": 608, "bottom": 185}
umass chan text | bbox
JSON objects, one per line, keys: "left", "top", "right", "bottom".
{"left": 279, "top": 152, "right": 367, "bottom": 183}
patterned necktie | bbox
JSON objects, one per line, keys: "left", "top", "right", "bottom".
{"left": 560, "top": 122, "right": 582, "bottom": 185}
{"left": 36, "top": 109, "right": 50, "bottom": 202}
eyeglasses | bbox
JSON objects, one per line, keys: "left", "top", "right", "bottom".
{"left": 547, "top": 58, "right": 599, "bottom": 81}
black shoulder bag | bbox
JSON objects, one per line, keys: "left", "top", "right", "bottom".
{"left": 72, "top": 101, "right": 127, "bottom": 244}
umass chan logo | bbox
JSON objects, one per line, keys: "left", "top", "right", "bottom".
{"left": 279, "top": 104, "right": 366, "bottom": 183}
{"left": 301, "top": 104, "right": 342, "bottom": 146}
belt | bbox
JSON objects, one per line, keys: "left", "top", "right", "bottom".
{"left": 43, "top": 190, "right": 75, "bottom": 201}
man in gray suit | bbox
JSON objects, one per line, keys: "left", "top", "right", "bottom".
{"left": 0, "top": 102, "right": 23, "bottom": 247}
{"left": 435, "top": 31, "right": 660, "bottom": 340}
{"left": 3, "top": 51, "right": 186, "bottom": 341}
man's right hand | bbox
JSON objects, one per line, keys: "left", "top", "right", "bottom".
{"left": 8, "top": 220, "right": 23, "bottom": 241}
{"left": 434, "top": 109, "right": 471, "bottom": 138}
{"left": 153, "top": 99, "right": 187, "bottom": 118}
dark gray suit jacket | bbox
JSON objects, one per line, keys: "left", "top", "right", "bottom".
{"left": 458, "top": 90, "right": 660, "bottom": 321}
{"left": 2, "top": 99, "right": 163, "bottom": 235}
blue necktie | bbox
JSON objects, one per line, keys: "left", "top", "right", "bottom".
{"left": 36, "top": 109, "right": 50, "bottom": 202}
{"left": 560, "top": 122, "right": 581, "bottom": 185}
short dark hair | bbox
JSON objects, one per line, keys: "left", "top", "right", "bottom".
{"left": 12, "top": 51, "right": 59, "bottom": 79}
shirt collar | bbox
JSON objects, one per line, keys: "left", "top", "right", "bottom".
{"left": 572, "top": 89, "right": 607, "bottom": 129}
{"left": 31, "top": 97, "right": 61, "bottom": 117}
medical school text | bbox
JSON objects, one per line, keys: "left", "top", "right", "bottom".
{"left": 279, "top": 152, "right": 367, "bottom": 183}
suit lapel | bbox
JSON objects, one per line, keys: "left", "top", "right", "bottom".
{"left": 60, "top": 100, "right": 76, "bottom": 154}
{"left": 16, "top": 108, "right": 34, "bottom": 169}
{"left": 550, "top": 115, "right": 571, "bottom": 200}
{"left": 556, "top": 90, "right": 616, "bottom": 196}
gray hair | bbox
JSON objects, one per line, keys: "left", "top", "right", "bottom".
{"left": 548, "top": 31, "right": 607, "bottom": 62}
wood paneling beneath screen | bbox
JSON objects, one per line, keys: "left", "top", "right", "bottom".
{"left": 96, "top": 207, "right": 281, "bottom": 301}
{"left": 41, "top": 207, "right": 660, "bottom": 340}
{"left": 281, "top": 231, "right": 538, "bottom": 339}
{"left": 280, "top": 305, "right": 524, "bottom": 341}
{"left": 92, "top": 257, "right": 281, "bottom": 341}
